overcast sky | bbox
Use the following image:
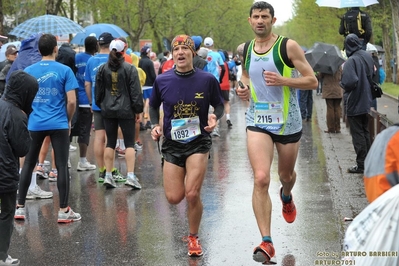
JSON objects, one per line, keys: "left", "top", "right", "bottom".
{"left": 255, "top": 0, "right": 294, "bottom": 26}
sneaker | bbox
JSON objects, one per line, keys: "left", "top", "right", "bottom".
{"left": 145, "top": 121, "right": 152, "bottom": 129}
{"left": 26, "top": 185, "right": 53, "bottom": 199}
{"left": 112, "top": 168, "right": 126, "bottom": 182}
{"left": 279, "top": 187, "right": 296, "bottom": 223}
{"left": 0, "top": 255, "right": 20, "bottom": 265}
{"left": 98, "top": 170, "right": 105, "bottom": 183}
{"left": 187, "top": 235, "right": 203, "bottom": 257}
{"left": 36, "top": 165, "right": 49, "bottom": 179}
{"left": 116, "top": 147, "right": 126, "bottom": 157}
{"left": 253, "top": 241, "right": 277, "bottom": 264}
{"left": 69, "top": 144, "right": 77, "bottom": 151}
{"left": 57, "top": 207, "right": 81, "bottom": 223}
{"left": 125, "top": 175, "right": 142, "bottom": 189}
{"left": 14, "top": 207, "right": 26, "bottom": 220}
{"left": 48, "top": 171, "right": 58, "bottom": 182}
{"left": 134, "top": 141, "right": 143, "bottom": 151}
{"left": 103, "top": 175, "right": 116, "bottom": 188}
{"left": 211, "top": 128, "right": 220, "bottom": 137}
{"left": 77, "top": 161, "right": 96, "bottom": 171}
{"left": 226, "top": 119, "right": 233, "bottom": 128}
{"left": 347, "top": 165, "right": 364, "bottom": 174}
{"left": 139, "top": 122, "right": 146, "bottom": 131}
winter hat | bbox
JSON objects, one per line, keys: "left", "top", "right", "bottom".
{"left": 191, "top": 36, "right": 203, "bottom": 50}
{"left": 171, "top": 35, "right": 195, "bottom": 55}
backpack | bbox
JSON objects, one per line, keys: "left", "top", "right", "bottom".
{"left": 343, "top": 9, "right": 365, "bottom": 37}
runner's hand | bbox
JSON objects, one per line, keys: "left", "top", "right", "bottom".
{"left": 151, "top": 125, "right": 162, "bottom": 141}
{"left": 205, "top": 114, "right": 217, "bottom": 132}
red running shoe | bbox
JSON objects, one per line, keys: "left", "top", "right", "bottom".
{"left": 187, "top": 235, "right": 203, "bottom": 257}
{"left": 280, "top": 187, "right": 297, "bottom": 223}
{"left": 253, "top": 241, "right": 277, "bottom": 264}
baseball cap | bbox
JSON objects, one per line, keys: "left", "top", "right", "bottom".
{"left": 5, "top": 46, "right": 18, "bottom": 56}
{"left": 191, "top": 36, "right": 203, "bottom": 50}
{"left": 98, "top": 32, "right": 114, "bottom": 45}
{"left": 141, "top": 45, "right": 150, "bottom": 54}
{"left": 204, "top": 37, "right": 213, "bottom": 47}
{"left": 109, "top": 39, "right": 125, "bottom": 52}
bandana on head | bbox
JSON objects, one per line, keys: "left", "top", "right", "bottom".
{"left": 171, "top": 35, "right": 195, "bottom": 55}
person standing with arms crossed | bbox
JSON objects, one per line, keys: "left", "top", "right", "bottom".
{"left": 236, "top": 2, "right": 318, "bottom": 264}
{"left": 149, "top": 35, "right": 224, "bottom": 257}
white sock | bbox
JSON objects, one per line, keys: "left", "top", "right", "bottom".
{"left": 79, "top": 157, "right": 87, "bottom": 164}
{"left": 226, "top": 114, "right": 231, "bottom": 120}
{"left": 19, "top": 168, "right": 22, "bottom": 174}
{"left": 29, "top": 172, "right": 37, "bottom": 190}
{"left": 127, "top": 172, "right": 135, "bottom": 178}
{"left": 115, "top": 139, "right": 120, "bottom": 149}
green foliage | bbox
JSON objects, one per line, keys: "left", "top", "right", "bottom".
{"left": 382, "top": 82, "right": 399, "bottom": 97}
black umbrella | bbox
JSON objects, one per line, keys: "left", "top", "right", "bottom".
{"left": 305, "top": 42, "right": 346, "bottom": 75}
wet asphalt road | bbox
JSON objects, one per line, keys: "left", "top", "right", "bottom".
{"left": 8, "top": 92, "right": 399, "bottom": 265}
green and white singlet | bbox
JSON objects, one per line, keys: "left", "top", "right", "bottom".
{"left": 245, "top": 36, "right": 302, "bottom": 135}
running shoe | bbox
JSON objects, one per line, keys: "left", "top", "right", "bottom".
{"left": 103, "top": 175, "right": 116, "bottom": 188}
{"left": 48, "top": 171, "right": 58, "bottom": 182}
{"left": 134, "top": 141, "right": 143, "bottom": 151}
{"left": 98, "top": 170, "right": 105, "bottom": 183}
{"left": 36, "top": 165, "right": 49, "bottom": 179}
{"left": 77, "top": 161, "right": 96, "bottom": 171}
{"left": 0, "top": 255, "right": 20, "bottom": 265}
{"left": 253, "top": 241, "right": 277, "bottom": 264}
{"left": 69, "top": 145, "right": 77, "bottom": 151}
{"left": 187, "top": 235, "right": 203, "bottom": 257}
{"left": 280, "top": 187, "right": 296, "bottom": 223}
{"left": 14, "top": 207, "right": 26, "bottom": 220}
{"left": 116, "top": 147, "right": 126, "bottom": 157}
{"left": 26, "top": 185, "right": 53, "bottom": 199}
{"left": 57, "top": 207, "right": 81, "bottom": 223}
{"left": 125, "top": 175, "right": 142, "bottom": 189}
{"left": 112, "top": 168, "right": 126, "bottom": 182}
{"left": 226, "top": 119, "right": 233, "bottom": 128}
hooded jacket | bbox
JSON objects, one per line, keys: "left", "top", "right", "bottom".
{"left": 340, "top": 34, "right": 373, "bottom": 116}
{"left": 6, "top": 33, "right": 42, "bottom": 82}
{"left": 0, "top": 70, "right": 38, "bottom": 193}
{"left": 95, "top": 60, "right": 144, "bottom": 119}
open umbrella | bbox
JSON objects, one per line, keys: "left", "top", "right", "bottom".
{"left": 305, "top": 42, "right": 346, "bottom": 75}
{"left": 316, "top": 0, "right": 379, "bottom": 8}
{"left": 9, "top": 15, "right": 84, "bottom": 39}
{"left": 70, "top": 24, "right": 128, "bottom": 45}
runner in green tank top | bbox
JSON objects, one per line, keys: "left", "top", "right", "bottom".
{"left": 236, "top": 1, "right": 318, "bottom": 264}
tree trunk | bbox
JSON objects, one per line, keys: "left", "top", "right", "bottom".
{"left": 0, "top": 0, "right": 4, "bottom": 36}
{"left": 390, "top": 0, "right": 399, "bottom": 83}
{"left": 382, "top": 24, "right": 392, "bottom": 82}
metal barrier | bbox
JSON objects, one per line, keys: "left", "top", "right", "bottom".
{"left": 342, "top": 103, "right": 394, "bottom": 144}
{"left": 368, "top": 109, "right": 394, "bottom": 143}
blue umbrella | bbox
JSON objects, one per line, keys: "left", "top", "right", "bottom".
{"left": 316, "top": 0, "right": 378, "bottom": 8}
{"left": 9, "top": 15, "right": 84, "bottom": 39}
{"left": 70, "top": 23, "right": 128, "bottom": 45}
